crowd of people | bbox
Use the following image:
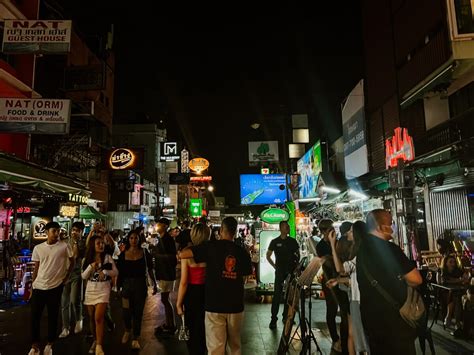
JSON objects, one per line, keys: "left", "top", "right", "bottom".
{"left": 27, "top": 216, "right": 252, "bottom": 355}
{"left": 25, "top": 208, "right": 473, "bottom": 355}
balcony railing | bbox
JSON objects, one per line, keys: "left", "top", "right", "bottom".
{"left": 416, "top": 107, "right": 474, "bottom": 156}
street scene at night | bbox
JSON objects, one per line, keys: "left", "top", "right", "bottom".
{"left": 1, "top": 1, "right": 474, "bottom": 355}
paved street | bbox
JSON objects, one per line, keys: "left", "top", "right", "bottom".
{"left": 1, "top": 287, "right": 473, "bottom": 355}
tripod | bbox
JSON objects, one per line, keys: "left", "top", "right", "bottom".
{"left": 289, "top": 283, "right": 322, "bottom": 354}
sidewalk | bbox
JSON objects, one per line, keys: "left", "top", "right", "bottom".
{"left": 1, "top": 288, "right": 473, "bottom": 354}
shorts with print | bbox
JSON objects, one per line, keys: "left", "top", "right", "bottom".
{"left": 159, "top": 280, "right": 175, "bottom": 293}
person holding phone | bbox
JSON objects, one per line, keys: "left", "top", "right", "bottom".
{"left": 82, "top": 235, "right": 118, "bottom": 355}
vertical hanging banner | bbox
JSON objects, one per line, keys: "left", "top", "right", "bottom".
{"left": 2, "top": 20, "right": 72, "bottom": 54}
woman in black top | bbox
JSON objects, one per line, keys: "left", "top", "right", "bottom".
{"left": 117, "top": 230, "right": 157, "bottom": 350}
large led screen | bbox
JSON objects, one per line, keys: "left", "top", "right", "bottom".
{"left": 240, "top": 174, "right": 287, "bottom": 205}
{"left": 297, "top": 141, "right": 322, "bottom": 199}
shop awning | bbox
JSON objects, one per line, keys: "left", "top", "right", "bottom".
{"left": 80, "top": 206, "right": 106, "bottom": 220}
{"left": 0, "top": 153, "right": 89, "bottom": 195}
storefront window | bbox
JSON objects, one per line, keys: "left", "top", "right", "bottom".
{"left": 454, "top": 0, "right": 474, "bottom": 35}
{"left": 468, "top": 188, "right": 474, "bottom": 230}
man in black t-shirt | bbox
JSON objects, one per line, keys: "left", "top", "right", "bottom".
{"left": 151, "top": 217, "right": 177, "bottom": 335}
{"left": 357, "top": 209, "right": 422, "bottom": 355}
{"left": 179, "top": 217, "right": 252, "bottom": 354}
{"left": 266, "top": 221, "right": 299, "bottom": 329}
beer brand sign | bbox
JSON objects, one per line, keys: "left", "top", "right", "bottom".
{"left": 385, "top": 127, "right": 415, "bottom": 169}
{"left": 2, "top": 20, "right": 72, "bottom": 54}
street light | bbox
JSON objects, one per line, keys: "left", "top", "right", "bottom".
{"left": 208, "top": 185, "right": 214, "bottom": 192}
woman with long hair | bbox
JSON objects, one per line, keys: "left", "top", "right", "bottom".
{"left": 82, "top": 235, "right": 118, "bottom": 355}
{"left": 116, "top": 229, "right": 157, "bottom": 350}
{"left": 176, "top": 223, "right": 210, "bottom": 355}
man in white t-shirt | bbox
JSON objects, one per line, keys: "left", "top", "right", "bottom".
{"left": 28, "top": 222, "right": 74, "bottom": 355}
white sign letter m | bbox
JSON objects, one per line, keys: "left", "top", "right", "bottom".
{"left": 164, "top": 142, "right": 177, "bottom": 155}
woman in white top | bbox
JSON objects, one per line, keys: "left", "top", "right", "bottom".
{"left": 82, "top": 235, "right": 118, "bottom": 355}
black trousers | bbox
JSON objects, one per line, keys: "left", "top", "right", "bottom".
{"left": 31, "top": 285, "right": 63, "bottom": 344}
{"left": 184, "top": 284, "right": 206, "bottom": 355}
{"left": 271, "top": 271, "right": 289, "bottom": 321}
{"left": 122, "top": 278, "right": 147, "bottom": 338}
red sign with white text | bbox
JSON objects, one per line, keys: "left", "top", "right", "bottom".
{"left": 386, "top": 127, "right": 415, "bottom": 169}
{"left": 190, "top": 176, "right": 212, "bottom": 182}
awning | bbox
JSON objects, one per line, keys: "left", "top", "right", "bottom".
{"left": 0, "top": 153, "right": 89, "bottom": 195}
{"left": 80, "top": 206, "right": 106, "bottom": 220}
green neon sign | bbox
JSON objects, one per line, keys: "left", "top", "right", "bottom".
{"left": 189, "top": 198, "right": 203, "bottom": 217}
{"left": 260, "top": 208, "right": 289, "bottom": 224}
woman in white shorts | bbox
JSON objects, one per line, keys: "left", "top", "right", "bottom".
{"left": 82, "top": 235, "right": 118, "bottom": 355}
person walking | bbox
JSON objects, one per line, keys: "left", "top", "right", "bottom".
{"left": 176, "top": 223, "right": 210, "bottom": 355}
{"left": 59, "top": 221, "right": 86, "bottom": 338}
{"left": 152, "top": 217, "right": 177, "bottom": 336}
{"left": 357, "top": 209, "right": 422, "bottom": 355}
{"left": 28, "top": 222, "right": 75, "bottom": 355}
{"left": 117, "top": 229, "right": 157, "bottom": 350}
{"left": 266, "top": 221, "right": 300, "bottom": 329}
{"left": 82, "top": 235, "right": 118, "bottom": 355}
{"left": 179, "top": 217, "right": 252, "bottom": 355}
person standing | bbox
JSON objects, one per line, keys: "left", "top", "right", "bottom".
{"left": 59, "top": 221, "right": 87, "bottom": 338}
{"left": 117, "top": 230, "right": 157, "bottom": 350}
{"left": 28, "top": 222, "right": 75, "bottom": 355}
{"left": 357, "top": 209, "right": 422, "bottom": 355}
{"left": 316, "top": 219, "right": 343, "bottom": 353}
{"left": 176, "top": 223, "right": 210, "bottom": 355}
{"left": 266, "top": 221, "right": 300, "bottom": 329}
{"left": 82, "top": 235, "right": 118, "bottom": 355}
{"left": 179, "top": 217, "right": 252, "bottom": 355}
{"left": 152, "top": 217, "right": 177, "bottom": 335}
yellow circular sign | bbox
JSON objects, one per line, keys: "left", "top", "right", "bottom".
{"left": 189, "top": 158, "right": 210, "bottom": 173}
{"left": 109, "top": 148, "right": 136, "bottom": 170}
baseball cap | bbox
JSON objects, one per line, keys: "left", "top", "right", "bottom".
{"left": 157, "top": 217, "right": 171, "bottom": 226}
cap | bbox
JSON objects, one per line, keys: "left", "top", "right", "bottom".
{"left": 45, "top": 221, "right": 60, "bottom": 230}
{"left": 157, "top": 217, "right": 171, "bottom": 226}
{"left": 339, "top": 221, "right": 353, "bottom": 236}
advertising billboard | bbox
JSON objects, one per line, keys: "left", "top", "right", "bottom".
{"left": 2, "top": 20, "right": 72, "bottom": 54}
{"left": 105, "top": 148, "right": 144, "bottom": 170}
{"left": 248, "top": 141, "right": 279, "bottom": 164}
{"left": 159, "top": 142, "right": 180, "bottom": 162}
{"left": 240, "top": 174, "right": 287, "bottom": 205}
{"left": 297, "top": 141, "right": 322, "bottom": 199}
{"left": 0, "top": 98, "right": 71, "bottom": 134}
{"left": 189, "top": 198, "right": 203, "bottom": 217}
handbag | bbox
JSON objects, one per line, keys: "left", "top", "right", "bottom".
{"left": 360, "top": 262, "right": 425, "bottom": 329}
{"left": 178, "top": 314, "right": 190, "bottom": 341}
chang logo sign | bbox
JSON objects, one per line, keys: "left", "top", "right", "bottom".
{"left": 260, "top": 208, "right": 289, "bottom": 224}
{"left": 109, "top": 148, "right": 136, "bottom": 170}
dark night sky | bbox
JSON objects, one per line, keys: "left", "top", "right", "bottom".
{"left": 58, "top": 3, "right": 363, "bottom": 206}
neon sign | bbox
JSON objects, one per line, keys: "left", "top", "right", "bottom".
{"left": 189, "top": 158, "right": 210, "bottom": 174}
{"left": 386, "top": 127, "right": 415, "bottom": 169}
{"left": 109, "top": 148, "right": 136, "bottom": 170}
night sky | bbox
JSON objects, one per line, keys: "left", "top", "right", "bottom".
{"left": 58, "top": 3, "right": 363, "bottom": 206}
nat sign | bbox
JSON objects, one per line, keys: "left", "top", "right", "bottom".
{"left": 386, "top": 127, "right": 415, "bottom": 169}
{"left": 2, "top": 20, "right": 72, "bottom": 54}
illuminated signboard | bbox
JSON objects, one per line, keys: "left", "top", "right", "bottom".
{"left": 60, "top": 204, "right": 79, "bottom": 218}
{"left": 160, "top": 142, "right": 180, "bottom": 162}
{"left": 189, "top": 158, "right": 210, "bottom": 174}
{"left": 68, "top": 193, "right": 88, "bottom": 204}
{"left": 261, "top": 168, "right": 270, "bottom": 175}
{"left": 106, "top": 148, "right": 143, "bottom": 170}
{"left": 385, "top": 127, "right": 415, "bottom": 169}
{"left": 181, "top": 149, "right": 190, "bottom": 173}
{"left": 189, "top": 198, "right": 203, "bottom": 217}
{"left": 190, "top": 176, "right": 212, "bottom": 182}
{"left": 31, "top": 216, "right": 52, "bottom": 240}
{"left": 17, "top": 207, "right": 31, "bottom": 213}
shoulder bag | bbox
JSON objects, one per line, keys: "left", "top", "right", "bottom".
{"left": 360, "top": 261, "right": 425, "bottom": 329}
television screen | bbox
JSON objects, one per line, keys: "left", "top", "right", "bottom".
{"left": 240, "top": 174, "right": 287, "bottom": 205}
{"left": 297, "top": 141, "right": 322, "bottom": 199}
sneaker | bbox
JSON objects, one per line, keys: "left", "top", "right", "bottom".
{"left": 88, "top": 341, "right": 96, "bottom": 354}
{"left": 121, "top": 331, "right": 130, "bottom": 344}
{"left": 269, "top": 320, "right": 277, "bottom": 330}
{"left": 131, "top": 340, "right": 141, "bottom": 350}
{"left": 95, "top": 344, "right": 104, "bottom": 355}
{"left": 74, "top": 320, "right": 83, "bottom": 334}
{"left": 44, "top": 344, "right": 53, "bottom": 355}
{"left": 27, "top": 348, "right": 40, "bottom": 355}
{"left": 59, "top": 328, "right": 69, "bottom": 338}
